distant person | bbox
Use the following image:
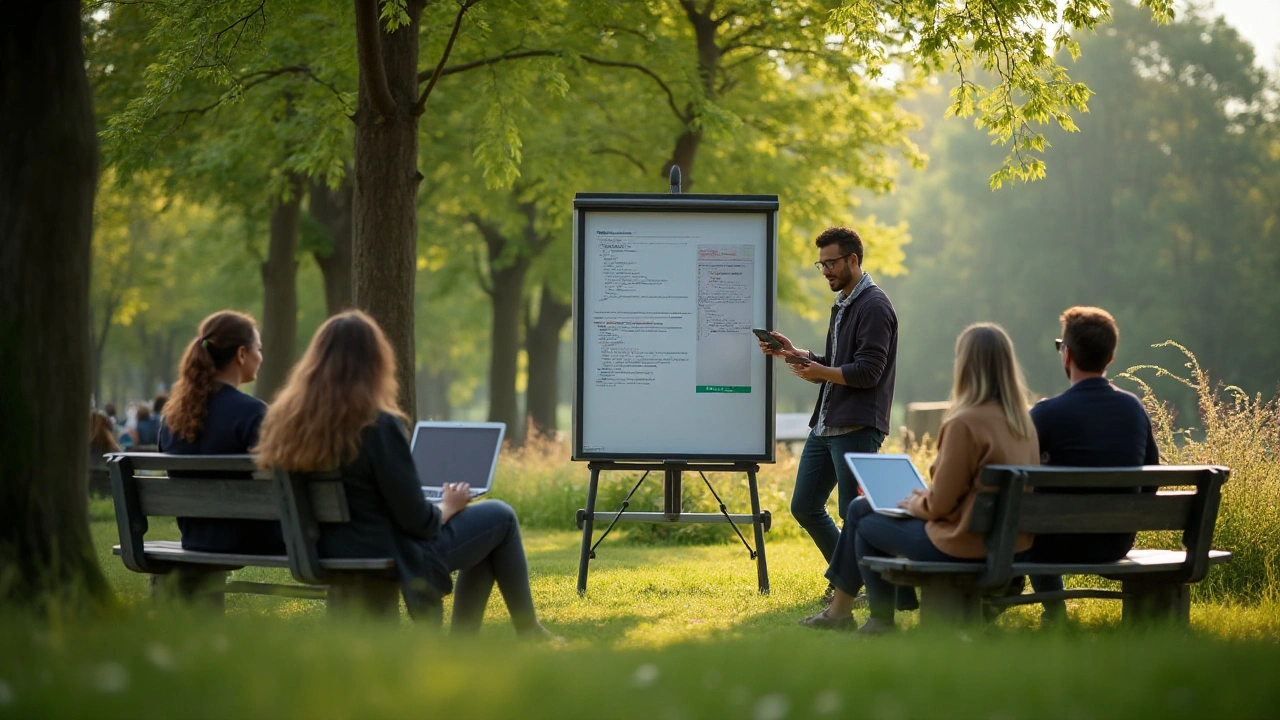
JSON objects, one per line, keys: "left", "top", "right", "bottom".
{"left": 256, "top": 311, "right": 558, "bottom": 639}
{"left": 103, "top": 403, "right": 120, "bottom": 435}
{"left": 801, "top": 324, "right": 1040, "bottom": 634}
{"left": 153, "top": 393, "right": 169, "bottom": 418}
{"left": 759, "top": 226, "right": 898, "bottom": 603}
{"left": 134, "top": 403, "right": 159, "bottom": 447}
{"left": 1027, "top": 307, "right": 1161, "bottom": 623}
{"left": 89, "top": 409, "right": 120, "bottom": 464}
{"left": 159, "top": 310, "right": 284, "bottom": 555}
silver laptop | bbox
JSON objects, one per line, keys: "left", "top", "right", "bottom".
{"left": 409, "top": 421, "right": 505, "bottom": 501}
{"left": 844, "top": 453, "right": 929, "bottom": 517}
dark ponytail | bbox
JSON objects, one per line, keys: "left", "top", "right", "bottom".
{"left": 164, "top": 311, "right": 258, "bottom": 442}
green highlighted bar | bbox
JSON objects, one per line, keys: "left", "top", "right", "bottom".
{"left": 696, "top": 385, "right": 752, "bottom": 394}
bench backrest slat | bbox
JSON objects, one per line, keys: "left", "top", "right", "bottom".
{"left": 970, "top": 491, "right": 1196, "bottom": 535}
{"left": 966, "top": 465, "right": 1228, "bottom": 592}
{"left": 108, "top": 452, "right": 269, "bottom": 475}
{"left": 135, "top": 476, "right": 349, "bottom": 523}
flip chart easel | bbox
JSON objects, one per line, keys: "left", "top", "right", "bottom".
{"left": 572, "top": 168, "right": 778, "bottom": 595}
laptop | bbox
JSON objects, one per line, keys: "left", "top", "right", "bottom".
{"left": 409, "top": 421, "right": 505, "bottom": 501}
{"left": 843, "top": 453, "right": 929, "bottom": 517}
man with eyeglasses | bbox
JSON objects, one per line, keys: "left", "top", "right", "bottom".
{"left": 758, "top": 226, "right": 901, "bottom": 606}
{"left": 1025, "top": 306, "right": 1161, "bottom": 625}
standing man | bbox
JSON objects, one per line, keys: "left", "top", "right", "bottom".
{"left": 761, "top": 226, "right": 898, "bottom": 600}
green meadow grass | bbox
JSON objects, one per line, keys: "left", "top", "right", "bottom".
{"left": 13, "top": 357, "right": 1275, "bottom": 718}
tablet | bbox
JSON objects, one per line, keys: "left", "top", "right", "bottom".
{"left": 843, "top": 453, "right": 929, "bottom": 517}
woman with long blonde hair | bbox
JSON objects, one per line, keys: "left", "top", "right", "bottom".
{"left": 159, "top": 310, "right": 282, "bottom": 554}
{"left": 801, "top": 323, "right": 1040, "bottom": 634}
{"left": 256, "top": 311, "right": 555, "bottom": 638}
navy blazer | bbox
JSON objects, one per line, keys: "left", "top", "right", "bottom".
{"left": 159, "top": 384, "right": 286, "bottom": 555}
{"left": 1029, "top": 377, "right": 1160, "bottom": 562}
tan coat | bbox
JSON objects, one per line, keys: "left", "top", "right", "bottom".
{"left": 906, "top": 401, "right": 1040, "bottom": 559}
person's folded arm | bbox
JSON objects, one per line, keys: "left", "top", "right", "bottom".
{"left": 838, "top": 303, "right": 893, "bottom": 388}
{"left": 368, "top": 415, "right": 442, "bottom": 541}
{"left": 909, "top": 420, "right": 979, "bottom": 520}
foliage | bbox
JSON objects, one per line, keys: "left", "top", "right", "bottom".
{"left": 872, "top": 1, "right": 1280, "bottom": 407}
{"left": 832, "top": 0, "right": 1176, "bottom": 188}
{"left": 1118, "top": 342, "right": 1280, "bottom": 603}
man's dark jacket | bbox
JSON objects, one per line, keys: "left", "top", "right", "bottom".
{"left": 806, "top": 285, "right": 897, "bottom": 435}
{"left": 1029, "top": 377, "right": 1161, "bottom": 562}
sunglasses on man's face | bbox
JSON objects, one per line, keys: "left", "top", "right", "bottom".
{"left": 1054, "top": 338, "right": 1065, "bottom": 353}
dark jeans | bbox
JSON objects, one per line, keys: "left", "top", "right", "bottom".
{"left": 792, "top": 428, "right": 886, "bottom": 561}
{"left": 1028, "top": 534, "right": 1134, "bottom": 619}
{"left": 824, "top": 497, "right": 926, "bottom": 614}
{"left": 827, "top": 498, "right": 974, "bottom": 620}
{"left": 433, "top": 500, "right": 537, "bottom": 634}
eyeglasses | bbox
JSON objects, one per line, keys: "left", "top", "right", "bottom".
{"left": 814, "top": 253, "right": 853, "bottom": 272}
{"left": 1054, "top": 338, "right": 1065, "bottom": 353}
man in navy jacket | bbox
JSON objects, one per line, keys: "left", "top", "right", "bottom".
{"left": 1029, "top": 306, "right": 1161, "bottom": 622}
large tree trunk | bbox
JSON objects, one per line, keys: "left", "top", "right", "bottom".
{"left": 415, "top": 365, "right": 452, "bottom": 420}
{"left": 0, "top": 0, "right": 111, "bottom": 608}
{"left": 525, "top": 286, "right": 572, "bottom": 435}
{"left": 256, "top": 175, "right": 304, "bottom": 402}
{"left": 488, "top": 263, "right": 528, "bottom": 442}
{"left": 352, "top": 0, "right": 424, "bottom": 419}
{"left": 309, "top": 176, "right": 354, "bottom": 315}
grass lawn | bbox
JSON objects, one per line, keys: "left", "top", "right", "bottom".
{"left": 1, "top": 498, "right": 1276, "bottom": 718}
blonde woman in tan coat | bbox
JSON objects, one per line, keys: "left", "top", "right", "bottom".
{"left": 801, "top": 323, "right": 1040, "bottom": 634}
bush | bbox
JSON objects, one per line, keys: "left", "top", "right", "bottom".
{"left": 490, "top": 432, "right": 809, "bottom": 544}
{"left": 1118, "top": 342, "right": 1280, "bottom": 603}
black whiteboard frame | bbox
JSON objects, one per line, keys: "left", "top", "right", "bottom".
{"left": 572, "top": 193, "right": 779, "bottom": 463}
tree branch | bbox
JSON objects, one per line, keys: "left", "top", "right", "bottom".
{"left": 579, "top": 55, "right": 687, "bottom": 123}
{"left": 420, "top": 49, "right": 560, "bottom": 82}
{"left": 414, "top": 0, "right": 481, "bottom": 115}
{"left": 591, "top": 147, "right": 649, "bottom": 174}
{"left": 354, "top": 0, "right": 399, "bottom": 117}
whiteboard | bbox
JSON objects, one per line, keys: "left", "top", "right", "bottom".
{"left": 572, "top": 194, "right": 778, "bottom": 462}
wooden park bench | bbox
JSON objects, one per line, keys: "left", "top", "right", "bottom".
{"left": 108, "top": 453, "right": 408, "bottom": 617}
{"left": 861, "top": 465, "right": 1232, "bottom": 626}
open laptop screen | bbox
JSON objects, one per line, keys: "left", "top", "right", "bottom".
{"left": 409, "top": 422, "right": 505, "bottom": 490}
{"left": 843, "top": 453, "right": 928, "bottom": 513}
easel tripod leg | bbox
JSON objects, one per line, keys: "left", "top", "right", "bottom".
{"left": 748, "top": 467, "right": 770, "bottom": 595}
{"left": 577, "top": 467, "right": 600, "bottom": 596}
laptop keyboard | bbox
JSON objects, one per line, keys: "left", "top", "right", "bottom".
{"left": 421, "top": 487, "right": 486, "bottom": 501}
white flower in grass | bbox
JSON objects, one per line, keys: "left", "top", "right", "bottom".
{"left": 632, "top": 663, "right": 660, "bottom": 688}
{"left": 813, "top": 690, "right": 842, "bottom": 715}
{"left": 754, "top": 693, "right": 790, "bottom": 720}
{"left": 145, "top": 643, "right": 175, "bottom": 671}
{"left": 0, "top": 680, "right": 13, "bottom": 705}
{"left": 92, "top": 663, "right": 128, "bottom": 694}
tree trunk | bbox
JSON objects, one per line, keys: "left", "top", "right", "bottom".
{"left": 90, "top": 296, "right": 115, "bottom": 407}
{"left": 525, "top": 286, "right": 571, "bottom": 435}
{"left": 256, "top": 175, "right": 304, "bottom": 402}
{"left": 309, "top": 176, "right": 354, "bottom": 315}
{"left": 0, "top": 0, "right": 111, "bottom": 608}
{"left": 488, "top": 262, "right": 528, "bottom": 442}
{"left": 352, "top": 0, "right": 424, "bottom": 419}
{"left": 415, "top": 365, "right": 452, "bottom": 420}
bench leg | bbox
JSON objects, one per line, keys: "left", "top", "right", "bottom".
{"left": 1122, "top": 580, "right": 1190, "bottom": 626}
{"left": 149, "top": 569, "right": 227, "bottom": 613}
{"left": 917, "top": 576, "right": 981, "bottom": 627}
{"left": 327, "top": 574, "right": 400, "bottom": 619}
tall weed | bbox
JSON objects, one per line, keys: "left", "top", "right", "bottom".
{"left": 1118, "top": 341, "right": 1280, "bottom": 602}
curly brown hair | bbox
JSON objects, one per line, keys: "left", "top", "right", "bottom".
{"left": 255, "top": 310, "right": 404, "bottom": 471}
{"left": 164, "top": 311, "right": 259, "bottom": 442}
